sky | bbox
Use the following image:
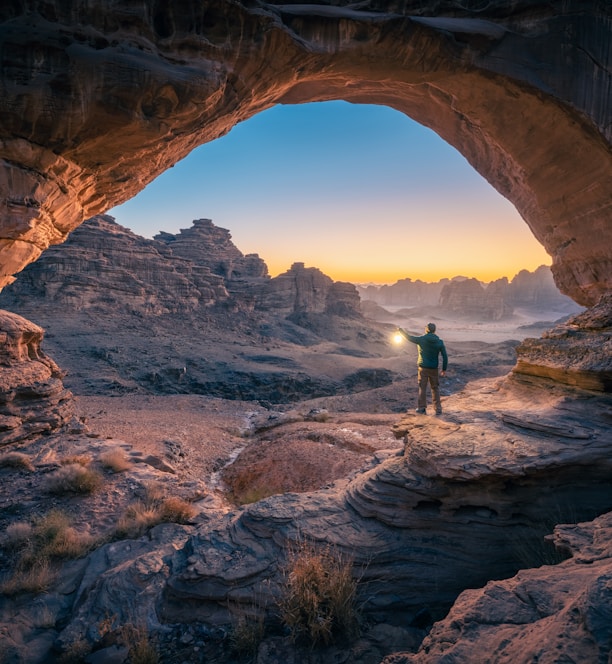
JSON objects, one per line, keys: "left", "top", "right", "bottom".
{"left": 109, "top": 101, "right": 550, "bottom": 285}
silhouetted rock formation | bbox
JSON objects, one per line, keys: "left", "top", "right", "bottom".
{"left": 358, "top": 278, "right": 450, "bottom": 307}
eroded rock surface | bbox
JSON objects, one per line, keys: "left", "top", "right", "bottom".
{"left": 43, "top": 375, "right": 612, "bottom": 663}
{"left": 0, "top": 2, "right": 610, "bottom": 306}
{"left": 514, "top": 293, "right": 612, "bottom": 391}
{"left": 0, "top": 310, "right": 72, "bottom": 446}
{"left": 388, "top": 511, "right": 612, "bottom": 664}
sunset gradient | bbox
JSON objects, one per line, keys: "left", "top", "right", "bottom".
{"left": 109, "top": 102, "right": 550, "bottom": 284}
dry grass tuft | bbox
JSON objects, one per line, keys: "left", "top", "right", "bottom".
{"left": 278, "top": 541, "right": 359, "bottom": 646}
{"left": 159, "top": 496, "right": 197, "bottom": 523}
{"left": 99, "top": 448, "right": 132, "bottom": 472}
{"left": 0, "top": 451, "right": 35, "bottom": 472}
{"left": 56, "top": 639, "right": 92, "bottom": 663}
{"left": 0, "top": 510, "right": 95, "bottom": 596}
{"left": 3, "top": 521, "right": 34, "bottom": 550}
{"left": 60, "top": 454, "right": 93, "bottom": 466}
{"left": 229, "top": 614, "right": 266, "bottom": 658}
{"left": 113, "top": 484, "right": 196, "bottom": 540}
{"left": 119, "top": 624, "right": 159, "bottom": 664}
{"left": 44, "top": 463, "right": 104, "bottom": 495}
{"left": 0, "top": 559, "right": 55, "bottom": 596}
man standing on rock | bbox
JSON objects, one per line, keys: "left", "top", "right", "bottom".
{"left": 397, "top": 323, "right": 448, "bottom": 415}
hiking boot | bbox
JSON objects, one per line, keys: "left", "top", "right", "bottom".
{"left": 415, "top": 408, "right": 426, "bottom": 414}
{"left": 435, "top": 409, "right": 442, "bottom": 416}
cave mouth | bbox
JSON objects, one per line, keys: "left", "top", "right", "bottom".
{"left": 109, "top": 101, "right": 552, "bottom": 289}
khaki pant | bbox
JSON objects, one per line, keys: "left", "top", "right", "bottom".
{"left": 417, "top": 366, "right": 441, "bottom": 411}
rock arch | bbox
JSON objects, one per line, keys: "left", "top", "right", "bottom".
{"left": 0, "top": 1, "right": 610, "bottom": 306}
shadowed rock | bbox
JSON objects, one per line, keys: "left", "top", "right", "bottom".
{"left": 389, "top": 510, "right": 612, "bottom": 664}
{"left": 0, "top": 2, "right": 610, "bottom": 307}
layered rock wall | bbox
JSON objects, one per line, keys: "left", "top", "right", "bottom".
{"left": 0, "top": 2, "right": 610, "bottom": 306}
{"left": 0, "top": 310, "right": 73, "bottom": 445}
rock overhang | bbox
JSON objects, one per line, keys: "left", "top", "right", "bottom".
{"left": 0, "top": 1, "right": 610, "bottom": 306}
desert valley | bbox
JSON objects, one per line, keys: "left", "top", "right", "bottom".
{"left": 0, "top": 2, "right": 611, "bottom": 663}
{"left": 0, "top": 215, "right": 610, "bottom": 663}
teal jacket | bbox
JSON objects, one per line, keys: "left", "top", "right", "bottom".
{"left": 399, "top": 329, "right": 448, "bottom": 371}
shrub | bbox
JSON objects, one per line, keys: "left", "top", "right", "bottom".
{"left": 2, "top": 521, "right": 33, "bottom": 550}
{"left": 0, "top": 451, "right": 35, "bottom": 472}
{"left": 0, "top": 510, "right": 95, "bottom": 596}
{"left": 44, "top": 463, "right": 104, "bottom": 495}
{"left": 99, "top": 448, "right": 131, "bottom": 473}
{"left": 229, "top": 614, "right": 266, "bottom": 658}
{"left": 159, "top": 496, "right": 197, "bottom": 523}
{"left": 0, "top": 559, "right": 54, "bottom": 596}
{"left": 278, "top": 541, "right": 359, "bottom": 646}
{"left": 60, "top": 454, "right": 92, "bottom": 466}
{"left": 114, "top": 487, "right": 196, "bottom": 540}
{"left": 119, "top": 624, "right": 159, "bottom": 664}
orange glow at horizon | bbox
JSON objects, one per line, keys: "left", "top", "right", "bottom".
{"left": 235, "top": 206, "right": 552, "bottom": 285}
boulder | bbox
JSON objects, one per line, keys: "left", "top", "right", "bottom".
{"left": 0, "top": 310, "right": 73, "bottom": 445}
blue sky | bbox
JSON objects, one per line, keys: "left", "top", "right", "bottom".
{"left": 109, "top": 101, "right": 550, "bottom": 284}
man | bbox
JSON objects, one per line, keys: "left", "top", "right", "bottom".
{"left": 398, "top": 322, "right": 448, "bottom": 415}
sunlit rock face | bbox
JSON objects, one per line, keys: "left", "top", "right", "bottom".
{"left": 0, "top": 1, "right": 610, "bottom": 307}
{"left": 0, "top": 310, "right": 72, "bottom": 446}
{"left": 514, "top": 293, "right": 612, "bottom": 391}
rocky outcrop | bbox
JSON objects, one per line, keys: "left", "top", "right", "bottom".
{"left": 390, "top": 510, "right": 612, "bottom": 664}
{"left": 46, "top": 376, "right": 612, "bottom": 662}
{"left": 0, "top": 310, "right": 73, "bottom": 445}
{"left": 358, "top": 279, "right": 449, "bottom": 308}
{"left": 361, "top": 267, "right": 578, "bottom": 318}
{"left": 513, "top": 293, "right": 612, "bottom": 391}
{"left": 0, "top": 2, "right": 610, "bottom": 307}
{"left": 0, "top": 217, "right": 385, "bottom": 400}
{"left": 439, "top": 277, "right": 514, "bottom": 320}
{"left": 258, "top": 262, "right": 361, "bottom": 317}
{"left": 508, "top": 265, "right": 577, "bottom": 309}
{"left": 0, "top": 215, "right": 229, "bottom": 314}
{"left": 155, "top": 219, "right": 268, "bottom": 281}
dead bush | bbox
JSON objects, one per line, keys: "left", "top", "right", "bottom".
{"left": 0, "top": 510, "right": 95, "bottom": 596}
{"left": 119, "top": 624, "right": 159, "bottom": 664}
{"left": 114, "top": 486, "right": 196, "bottom": 540}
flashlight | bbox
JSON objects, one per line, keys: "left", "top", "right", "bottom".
{"left": 393, "top": 331, "right": 404, "bottom": 345}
